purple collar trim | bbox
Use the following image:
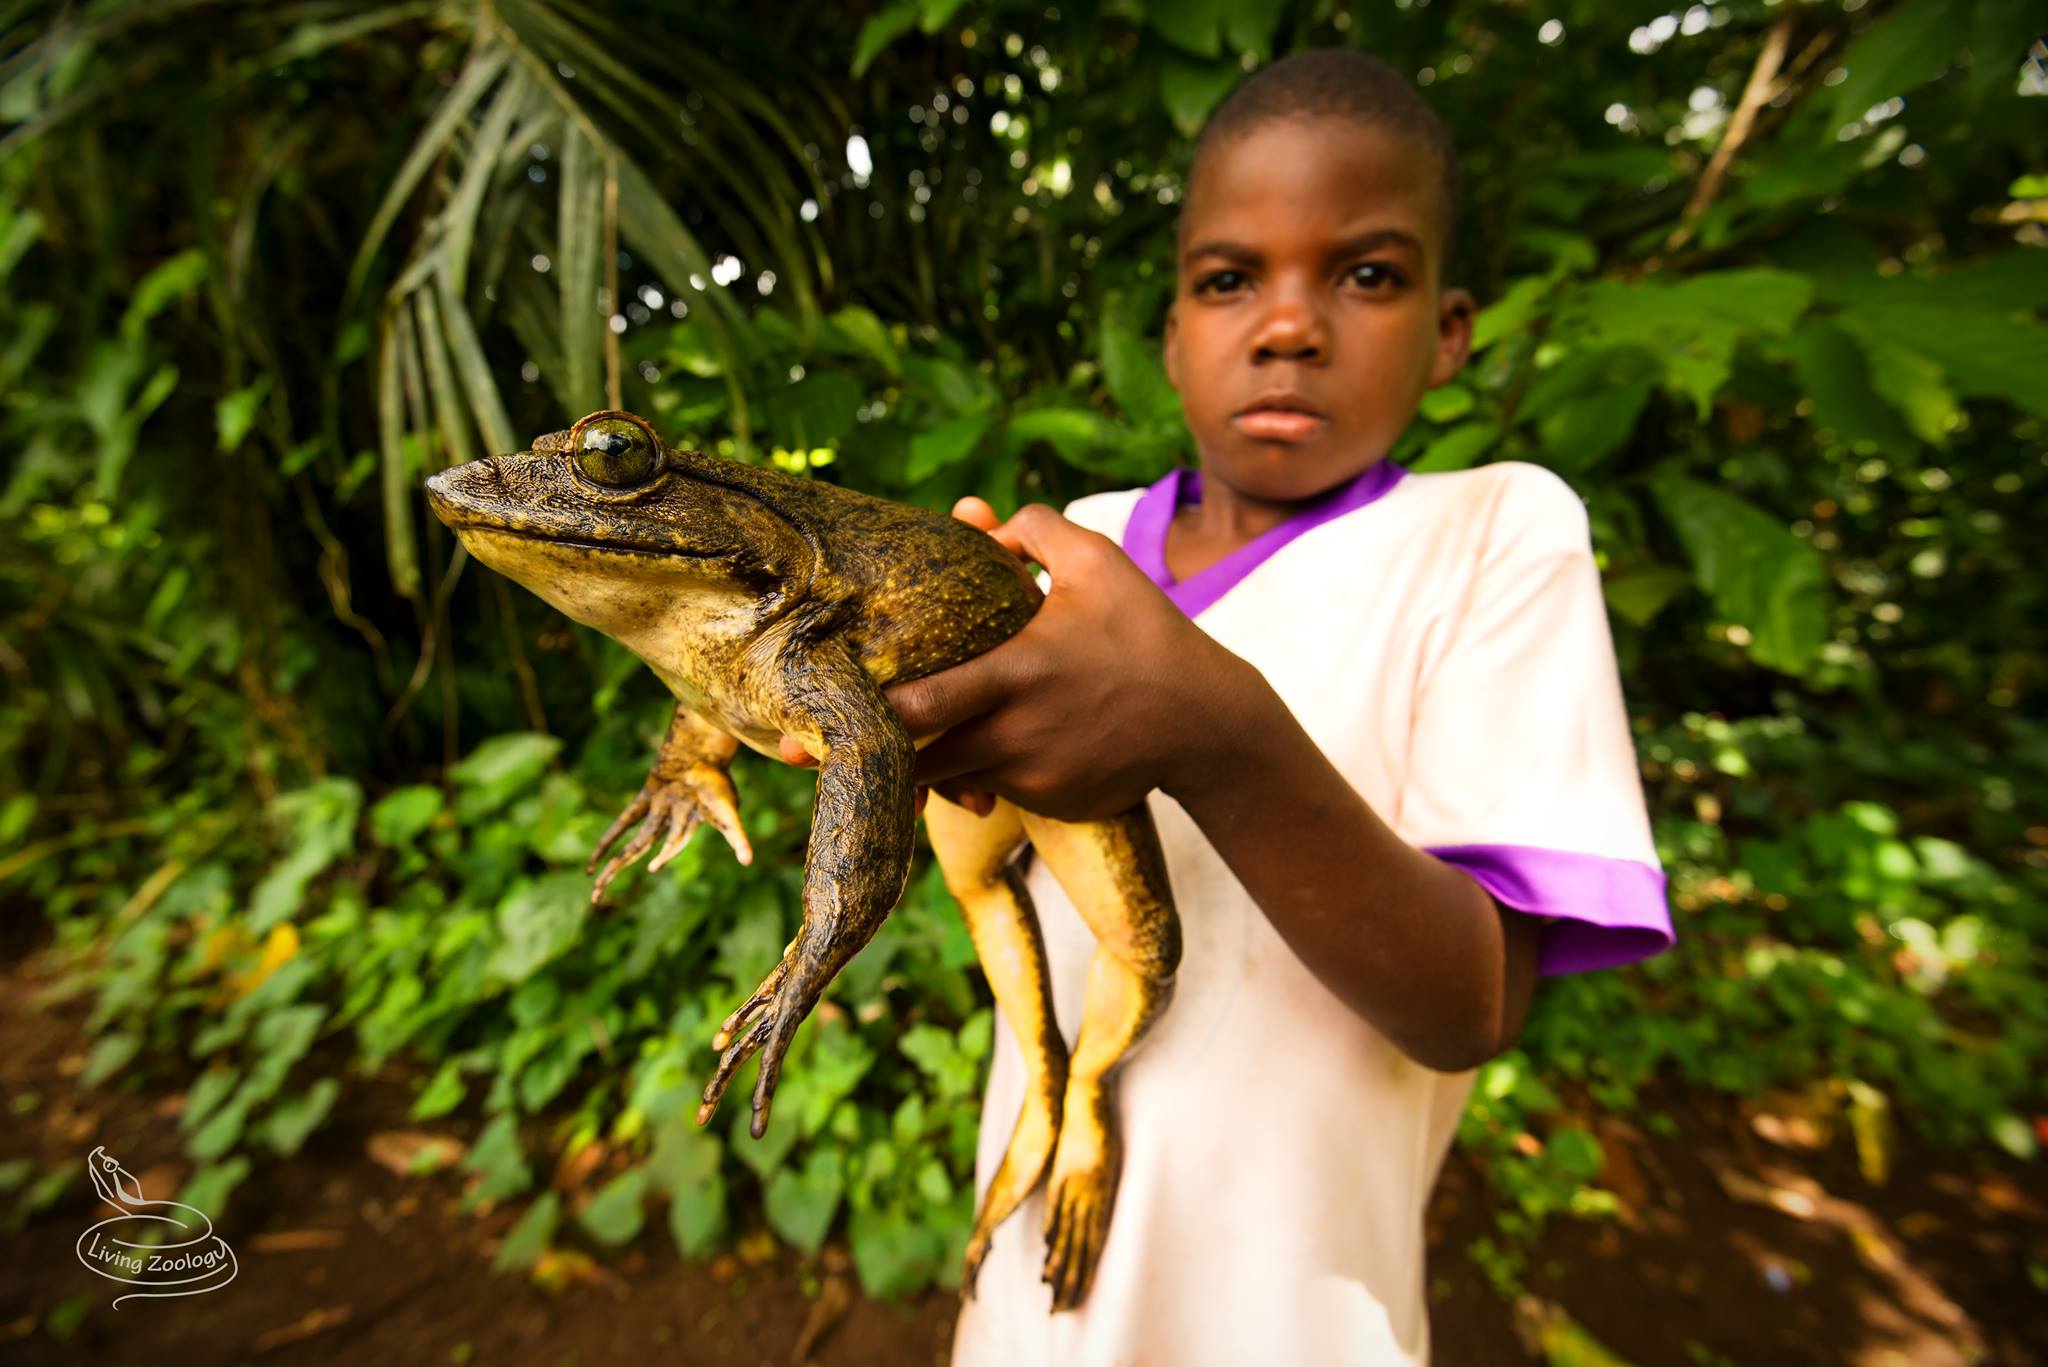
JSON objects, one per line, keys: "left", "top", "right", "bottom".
{"left": 1123, "top": 460, "right": 1409, "bottom": 618}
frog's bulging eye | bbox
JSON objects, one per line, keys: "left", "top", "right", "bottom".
{"left": 570, "top": 414, "right": 662, "bottom": 487}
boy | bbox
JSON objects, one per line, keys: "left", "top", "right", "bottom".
{"left": 787, "top": 48, "right": 1671, "bottom": 1364}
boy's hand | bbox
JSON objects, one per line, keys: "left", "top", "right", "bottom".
{"left": 777, "top": 496, "right": 1263, "bottom": 823}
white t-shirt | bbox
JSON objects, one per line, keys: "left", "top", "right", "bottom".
{"left": 950, "top": 458, "right": 1672, "bottom": 1367}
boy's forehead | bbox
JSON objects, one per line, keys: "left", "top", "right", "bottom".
{"left": 1179, "top": 117, "right": 1448, "bottom": 264}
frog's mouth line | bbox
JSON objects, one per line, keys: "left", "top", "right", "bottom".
{"left": 473, "top": 524, "right": 723, "bottom": 562}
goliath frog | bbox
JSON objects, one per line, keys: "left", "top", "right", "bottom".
{"left": 425, "top": 409, "right": 1181, "bottom": 1308}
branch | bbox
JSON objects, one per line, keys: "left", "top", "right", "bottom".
{"left": 1661, "top": 16, "right": 1796, "bottom": 255}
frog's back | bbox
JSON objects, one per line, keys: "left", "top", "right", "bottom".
{"left": 779, "top": 477, "right": 1042, "bottom": 684}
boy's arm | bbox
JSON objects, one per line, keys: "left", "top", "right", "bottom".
{"left": 868, "top": 502, "right": 1542, "bottom": 1074}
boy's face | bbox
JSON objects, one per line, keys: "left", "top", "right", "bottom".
{"left": 1165, "top": 116, "right": 1473, "bottom": 504}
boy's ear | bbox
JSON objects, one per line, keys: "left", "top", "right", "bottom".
{"left": 1427, "top": 287, "right": 1476, "bottom": 388}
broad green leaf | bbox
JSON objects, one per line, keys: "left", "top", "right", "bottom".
{"left": 411, "top": 1059, "right": 467, "bottom": 1120}
{"left": 578, "top": 1167, "right": 650, "bottom": 1246}
{"left": 492, "top": 1191, "right": 560, "bottom": 1270}
{"left": 179, "top": 1068, "right": 241, "bottom": 1136}
{"left": 370, "top": 784, "right": 443, "bottom": 846}
{"left": 1098, "top": 317, "right": 1182, "bottom": 428}
{"left": 768, "top": 370, "right": 864, "bottom": 449}
{"left": 214, "top": 378, "right": 271, "bottom": 453}
{"left": 1602, "top": 565, "right": 1692, "bottom": 627}
{"left": 120, "top": 249, "right": 208, "bottom": 339}
{"left": 1651, "top": 475, "right": 1828, "bottom": 675}
{"left": 1537, "top": 382, "right": 1651, "bottom": 469}
{"left": 461, "top": 1113, "right": 533, "bottom": 1206}
{"left": 1780, "top": 323, "right": 1919, "bottom": 454}
{"left": 1159, "top": 56, "right": 1238, "bottom": 138}
{"left": 668, "top": 1167, "right": 727, "bottom": 1258}
{"left": 852, "top": 0, "right": 919, "bottom": 77}
{"left": 174, "top": 1157, "right": 252, "bottom": 1225}
{"left": 907, "top": 412, "right": 995, "bottom": 485}
{"left": 262, "top": 1078, "right": 341, "bottom": 1156}
{"left": 1149, "top": 0, "right": 1225, "bottom": 57}
{"left": 1005, "top": 407, "right": 1121, "bottom": 463}
{"left": 822, "top": 304, "right": 901, "bottom": 375}
{"left": 906, "top": 354, "right": 997, "bottom": 417}
{"left": 1565, "top": 271, "right": 1812, "bottom": 416}
{"left": 452, "top": 733, "right": 562, "bottom": 820}
{"left": 1418, "top": 384, "right": 1475, "bottom": 423}
{"left": 1828, "top": 0, "right": 1967, "bottom": 132}
{"left": 488, "top": 872, "right": 592, "bottom": 984}
{"left": 848, "top": 1201, "right": 944, "bottom": 1297}
{"left": 763, "top": 1148, "right": 844, "bottom": 1254}
{"left": 81, "top": 1032, "right": 141, "bottom": 1087}
{"left": 1412, "top": 422, "right": 1493, "bottom": 473}
{"left": 647, "top": 1114, "right": 723, "bottom": 1194}
{"left": 1833, "top": 301, "right": 2048, "bottom": 414}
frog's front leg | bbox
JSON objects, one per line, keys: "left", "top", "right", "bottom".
{"left": 587, "top": 704, "right": 754, "bottom": 903}
{"left": 696, "top": 640, "right": 915, "bottom": 1139}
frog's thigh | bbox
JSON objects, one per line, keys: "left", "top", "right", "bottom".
{"left": 923, "top": 796, "right": 1053, "bottom": 1061}
{"left": 1015, "top": 807, "right": 1179, "bottom": 980}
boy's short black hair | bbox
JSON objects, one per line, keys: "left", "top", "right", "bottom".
{"left": 1182, "top": 48, "right": 1462, "bottom": 265}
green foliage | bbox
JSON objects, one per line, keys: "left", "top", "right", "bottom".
{"left": 3, "top": 0, "right": 2043, "bottom": 1302}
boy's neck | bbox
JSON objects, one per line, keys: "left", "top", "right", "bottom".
{"left": 1163, "top": 463, "right": 1378, "bottom": 582}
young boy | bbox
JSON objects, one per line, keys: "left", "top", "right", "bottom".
{"left": 791, "top": 48, "right": 1672, "bottom": 1364}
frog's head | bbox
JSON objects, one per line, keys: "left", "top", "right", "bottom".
{"left": 425, "top": 410, "right": 770, "bottom": 641}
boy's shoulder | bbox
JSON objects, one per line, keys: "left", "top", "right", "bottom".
{"left": 1407, "top": 459, "right": 1592, "bottom": 558}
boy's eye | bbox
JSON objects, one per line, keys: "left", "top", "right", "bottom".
{"left": 1347, "top": 263, "right": 1403, "bottom": 290}
{"left": 1194, "top": 270, "right": 1246, "bottom": 295}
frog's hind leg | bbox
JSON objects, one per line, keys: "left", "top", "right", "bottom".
{"left": 924, "top": 794, "right": 1067, "bottom": 1295}
{"left": 1017, "top": 804, "right": 1180, "bottom": 1312}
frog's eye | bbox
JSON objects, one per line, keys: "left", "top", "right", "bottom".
{"left": 569, "top": 414, "right": 662, "bottom": 487}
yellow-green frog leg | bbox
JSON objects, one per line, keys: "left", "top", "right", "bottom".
{"left": 1018, "top": 803, "right": 1181, "bottom": 1312}
{"left": 923, "top": 793, "right": 1067, "bottom": 1296}
{"left": 697, "top": 640, "right": 916, "bottom": 1140}
{"left": 588, "top": 704, "right": 753, "bottom": 903}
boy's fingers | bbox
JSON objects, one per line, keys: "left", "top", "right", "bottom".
{"left": 985, "top": 503, "right": 1112, "bottom": 575}
{"left": 884, "top": 645, "right": 1028, "bottom": 740}
{"left": 936, "top": 785, "right": 996, "bottom": 817}
{"left": 777, "top": 735, "right": 820, "bottom": 767}
{"left": 951, "top": 496, "right": 1001, "bottom": 532}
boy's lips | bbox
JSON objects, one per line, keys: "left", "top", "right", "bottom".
{"left": 1233, "top": 392, "right": 1327, "bottom": 443}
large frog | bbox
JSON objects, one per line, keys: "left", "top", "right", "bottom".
{"left": 424, "top": 409, "right": 1180, "bottom": 1308}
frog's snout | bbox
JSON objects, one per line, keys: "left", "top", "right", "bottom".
{"left": 424, "top": 456, "right": 511, "bottom": 526}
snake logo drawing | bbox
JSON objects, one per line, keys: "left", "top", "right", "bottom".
{"left": 75, "top": 1146, "right": 239, "bottom": 1307}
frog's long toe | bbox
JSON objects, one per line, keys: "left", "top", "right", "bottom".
{"left": 587, "top": 766, "right": 753, "bottom": 904}
{"left": 696, "top": 1014, "right": 770, "bottom": 1127}
{"left": 1041, "top": 1161, "right": 1115, "bottom": 1311}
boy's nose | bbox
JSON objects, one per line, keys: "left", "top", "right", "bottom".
{"left": 1250, "top": 301, "right": 1328, "bottom": 361}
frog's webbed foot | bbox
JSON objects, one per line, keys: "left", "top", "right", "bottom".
{"left": 695, "top": 644, "right": 916, "bottom": 1141}
{"left": 586, "top": 708, "right": 752, "bottom": 904}
{"left": 1041, "top": 1087, "right": 1120, "bottom": 1312}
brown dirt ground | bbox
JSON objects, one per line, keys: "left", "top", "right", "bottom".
{"left": 2, "top": 935, "right": 2042, "bottom": 1367}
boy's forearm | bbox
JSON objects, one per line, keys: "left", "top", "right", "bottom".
{"left": 1164, "top": 656, "right": 1540, "bottom": 1073}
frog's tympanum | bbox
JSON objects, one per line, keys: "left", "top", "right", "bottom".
{"left": 425, "top": 410, "right": 1180, "bottom": 1308}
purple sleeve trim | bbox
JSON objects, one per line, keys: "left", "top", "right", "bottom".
{"left": 1423, "top": 843, "right": 1674, "bottom": 976}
